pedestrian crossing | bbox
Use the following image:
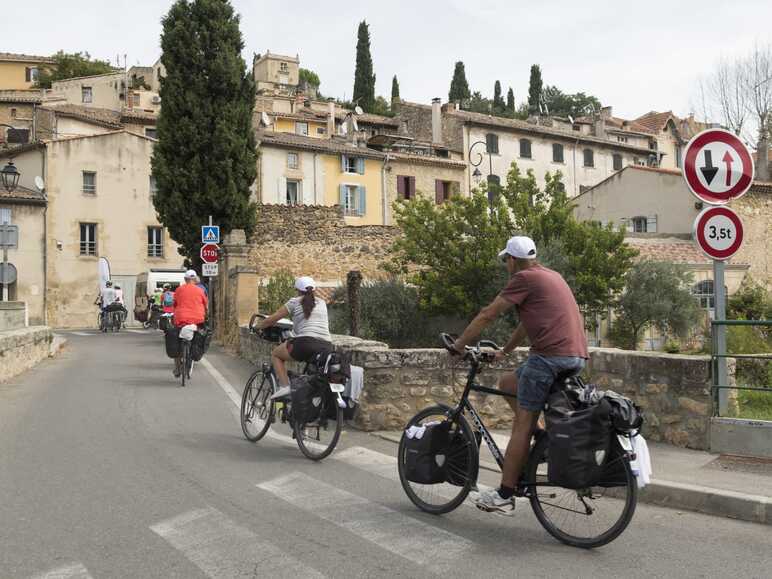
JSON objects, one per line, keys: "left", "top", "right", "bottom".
{"left": 258, "top": 472, "right": 475, "bottom": 575}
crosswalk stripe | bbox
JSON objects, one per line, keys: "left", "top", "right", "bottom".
{"left": 31, "top": 562, "right": 92, "bottom": 579}
{"left": 126, "top": 329, "right": 145, "bottom": 334}
{"left": 70, "top": 332, "right": 94, "bottom": 336}
{"left": 150, "top": 506, "right": 326, "bottom": 578}
{"left": 257, "top": 472, "right": 474, "bottom": 574}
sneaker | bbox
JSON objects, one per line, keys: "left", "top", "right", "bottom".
{"left": 173, "top": 367, "right": 181, "bottom": 378}
{"left": 270, "top": 385, "right": 291, "bottom": 400}
{"left": 475, "top": 488, "right": 515, "bottom": 515}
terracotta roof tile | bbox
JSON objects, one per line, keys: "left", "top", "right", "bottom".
{"left": 0, "top": 184, "right": 46, "bottom": 204}
{"left": 634, "top": 111, "right": 675, "bottom": 132}
{"left": 0, "top": 89, "right": 44, "bottom": 103}
{"left": 256, "top": 130, "right": 385, "bottom": 159}
{"left": 0, "top": 52, "right": 55, "bottom": 64}
{"left": 626, "top": 237, "right": 711, "bottom": 265}
{"left": 40, "top": 104, "right": 122, "bottom": 128}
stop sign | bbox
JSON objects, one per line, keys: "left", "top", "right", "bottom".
{"left": 200, "top": 243, "right": 219, "bottom": 264}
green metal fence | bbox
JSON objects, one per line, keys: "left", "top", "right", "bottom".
{"left": 711, "top": 319, "right": 772, "bottom": 418}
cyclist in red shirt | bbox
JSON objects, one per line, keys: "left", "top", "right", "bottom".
{"left": 172, "top": 270, "right": 208, "bottom": 376}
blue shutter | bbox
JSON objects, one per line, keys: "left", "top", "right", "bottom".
{"left": 341, "top": 155, "right": 347, "bottom": 172}
{"left": 647, "top": 215, "right": 657, "bottom": 233}
{"left": 339, "top": 184, "right": 347, "bottom": 209}
{"left": 356, "top": 157, "right": 365, "bottom": 175}
{"left": 358, "top": 186, "right": 366, "bottom": 216}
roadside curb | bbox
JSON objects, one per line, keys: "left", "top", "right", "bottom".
{"left": 370, "top": 431, "right": 770, "bottom": 526}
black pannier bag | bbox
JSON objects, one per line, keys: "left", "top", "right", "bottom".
{"left": 403, "top": 421, "right": 452, "bottom": 484}
{"left": 444, "top": 428, "right": 480, "bottom": 487}
{"left": 105, "top": 302, "right": 124, "bottom": 313}
{"left": 190, "top": 327, "right": 213, "bottom": 361}
{"left": 604, "top": 390, "right": 644, "bottom": 434}
{"left": 597, "top": 436, "right": 630, "bottom": 488}
{"left": 290, "top": 375, "right": 324, "bottom": 425}
{"left": 546, "top": 391, "right": 613, "bottom": 489}
{"left": 164, "top": 326, "right": 181, "bottom": 359}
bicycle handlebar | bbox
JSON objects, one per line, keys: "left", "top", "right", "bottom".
{"left": 440, "top": 333, "right": 501, "bottom": 364}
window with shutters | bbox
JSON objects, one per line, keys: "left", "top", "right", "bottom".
{"left": 613, "top": 153, "right": 623, "bottom": 171}
{"left": 287, "top": 152, "right": 299, "bottom": 169}
{"left": 692, "top": 280, "right": 715, "bottom": 310}
{"left": 435, "top": 180, "right": 456, "bottom": 204}
{"left": 145, "top": 127, "right": 157, "bottom": 139}
{"left": 295, "top": 122, "right": 308, "bottom": 136}
{"left": 80, "top": 223, "right": 97, "bottom": 256}
{"left": 397, "top": 175, "right": 415, "bottom": 200}
{"left": 342, "top": 155, "right": 364, "bottom": 174}
{"left": 519, "top": 139, "right": 532, "bottom": 159}
{"left": 82, "top": 171, "right": 97, "bottom": 195}
{"left": 286, "top": 179, "right": 301, "bottom": 205}
{"left": 485, "top": 133, "right": 499, "bottom": 154}
{"left": 82, "top": 86, "right": 93, "bottom": 103}
{"left": 149, "top": 175, "right": 158, "bottom": 198}
{"left": 552, "top": 143, "right": 564, "bottom": 163}
{"left": 631, "top": 216, "right": 647, "bottom": 233}
{"left": 147, "top": 227, "right": 163, "bottom": 257}
{"left": 25, "top": 67, "right": 38, "bottom": 83}
{"left": 10, "top": 108, "right": 16, "bottom": 118}
{"left": 675, "top": 145, "right": 682, "bottom": 168}
{"left": 583, "top": 148, "right": 594, "bottom": 167}
{"left": 341, "top": 184, "right": 364, "bottom": 216}
{"left": 0, "top": 208, "right": 11, "bottom": 224}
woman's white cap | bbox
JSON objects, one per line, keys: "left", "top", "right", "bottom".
{"left": 295, "top": 276, "right": 316, "bottom": 291}
{"left": 184, "top": 269, "right": 198, "bottom": 279}
{"left": 498, "top": 236, "right": 537, "bottom": 259}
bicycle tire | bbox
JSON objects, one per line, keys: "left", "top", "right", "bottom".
{"left": 397, "top": 404, "right": 479, "bottom": 515}
{"left": 293, "top": 392, "right": 343, "bottom": 461}
{"left": 241, "top": 369, "right": 275, "bottom": 442}
{"left": 185, "top": 343, "right": 193, "bottom": 380}
{"left": 180, "top": 342, "right": 188, "bottom": 387}
{"left": 525, "top": 435, "right": 637, "bottom": 549}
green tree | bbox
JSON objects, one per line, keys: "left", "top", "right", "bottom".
{"left": 260, "top": 269, "right": 296, "bottom": 314}
{"left": 464, "top": 91, "right": 492, "bottom": 114}
{"left": 448, "top": 61, "right": 471, "bottom": 103}
{"left": 151, "top": 0, "right": 257, "bottom": 265}
{"left": 528, "top": 64, "right": 543, "bottom": 114}
{"left": 609, "top": 261, "right": 701, "bottom": 350}
{"left": 298, "top": 68, "right": 320, "bottom": 91}
{"left": 543, "top": 85, "right": 601, "bottom": 118}
{"left": 728, "top": 276, "right": 772, "bottom": 321}
{"left": 35, "top": 51, "right": 115, "bottom": 88}
{"left": 493, "top": 80, "right": 504, "bottom": 113}
{"left": 391, "top": 75, "right": 400, "bottom": 102}
{"left": 388, "top": 162, "right": 636, "bottom": 321}
{"left": 506, "top": 87, "right": 515, "bottom": 117}
{"left": 353, "top": 20, "right": 376, "bottom": 113}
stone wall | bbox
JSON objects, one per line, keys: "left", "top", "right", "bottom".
{"left": 249, "top": 204, "right": 400, "bottom": 282}
{"left": 239, "top": 328, "right": 719, "bottom": 450}
{"left": 0, "top": 326, "right": 52, "bottom": 383}
{"left": 733, "top": 188, "right": 771, "bottom": 288}
{"left": 0, "top": 302, "right": 26, "bottom": 330}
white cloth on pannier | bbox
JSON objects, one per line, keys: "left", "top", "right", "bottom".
{"left": 630, "top": 434, "right": 652, "bottom": 488}
{"left": 345, "top": 365, "right": 364, "bottom": 403}
{"left": 405, "top": 421, "right": 440, "bottom": 440}
{"left": 179, "top": 324, "right": 198, "bottom": 342}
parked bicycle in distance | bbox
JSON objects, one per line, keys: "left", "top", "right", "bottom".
{"left": 397, "top": 333, "right": 638, "bottom": 549}
{"left": 240, "top": 313, "right": 345, "bottom": 461}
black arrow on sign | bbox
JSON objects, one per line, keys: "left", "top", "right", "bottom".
{"left": 700, "top": 150, "right": 718, "bottom": 185}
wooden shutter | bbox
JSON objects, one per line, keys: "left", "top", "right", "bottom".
{"left": 340, "top": 155, "right": 347, "bottom": 172}
{"left": 25, "top": 67, "right": 31, "bottom": 82}
{"left": 486, "top": 133, "right": 498, "bottom": 154}
{"left": 358, "top": 186, "right": 366, "bottom": 216}
{"left": 435, "top": 180, "right": 443, "bottom": 204}
{"left": 647, "top": 215, "right": 657, "bottom": 233}
{"left": 356, "top": 157, "right": 365, "bottom": 175}
{"left": 339, "top": 184, "right": 346, "bottom": 208}
{"left": 397, "top": 176, "right": 405, "bottom": 199}
{"left": 408, "top": 176, "right": 415, "bottom": 199}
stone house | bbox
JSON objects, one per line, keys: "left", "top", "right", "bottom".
{"left": 0, "top": 52, "right": 55, "bottom": 91}
{"left": 398, "top": 100, "right": 660, "bottom": 196}
{"left": 51, "top": 71, "right": 160, "bottom": 115}
{"left": 33, "top": 104, "right": 158, "bottom": 140}
{"left": 631, "top": 111, "right": 709, "bottom": 171}
{"left": 1, "top": 131, "right": 181, "bottom": 327}
{"left": 0, "top": 90, "right": 42, "bottom": 146}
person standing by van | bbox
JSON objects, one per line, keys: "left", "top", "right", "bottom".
{"left": 161, "top": 284, "right": 175, "bottom": 314}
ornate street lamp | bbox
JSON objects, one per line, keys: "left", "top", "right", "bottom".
{"left": 1, "top": 160, "right": 20, "bottom": 193}
{"left": 469, "top": 140, "right": 497, "bottom": 208}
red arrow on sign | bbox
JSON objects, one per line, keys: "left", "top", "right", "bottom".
{"left": 722, "top": 151, "right": 733, "bottom": 186}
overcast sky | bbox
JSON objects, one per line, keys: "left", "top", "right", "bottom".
{"left": 7, "top": 0, "right": 772, "bottom": 120}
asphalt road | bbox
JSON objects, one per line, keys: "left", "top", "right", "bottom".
{"left": 0, "top": 330, "right": 769, "bottom": 579}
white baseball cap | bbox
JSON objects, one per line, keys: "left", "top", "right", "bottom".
{"left": 184, "top": 269, "right": 197, "bottom": 279}
{"left": 295, "top": 276, "right": 316, "bottom": 291}
{"left": 498, "top": 236, "right": 537, "bottom": 259}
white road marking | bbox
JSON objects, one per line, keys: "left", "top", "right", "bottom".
{"left": 150, "top": 506, "right": 326, "bottom": 578}
{"left": 70, "top": 332, "right": 94, "bottom": 337}
{"left": 258, "top": 472, "right": 474, "bottom": 574}
{"left": 126, "top": 329, "right": 146, "bottom": 334}
{"left": 31, "top": 562, "right": 92, "bottom": 579}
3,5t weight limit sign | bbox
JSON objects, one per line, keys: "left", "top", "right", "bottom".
{"left": 693, "top": 206, "right": 744, "bottom": 260}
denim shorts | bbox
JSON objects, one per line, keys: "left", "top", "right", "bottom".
{"left": 515, "top": 354, "right": 586, "bottom": 412}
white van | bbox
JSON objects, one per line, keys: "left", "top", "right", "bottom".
{"left": 134, "top": 269, "right": 187, "bottom": 323}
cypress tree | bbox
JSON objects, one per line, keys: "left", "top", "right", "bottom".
{"left": 493, "top": 80, "right": 504, "bottom": 113}
{"left": 151, "top": 0, "right": 257, "bottom": 265}
{"left": 353, "top": 20, "right": 376, "bottom": 113}
{"left": 391, "top": 75, "right": 400, "bottom": 102}
{"left": 506, "top": 87, "right": 515, "bottom": 116}
{"left": 448, "top": 61, "right": 471, "bottom": 104}
{"left": 528, "top": 64, "right": 543, "bottom": 115}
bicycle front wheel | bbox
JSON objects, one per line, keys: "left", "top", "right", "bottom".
{"left": 525, "top": 435, "right": 637, "bottom": 549}
{"left": 293, "top": 392, "right": 343, "bottom": 461}
{"left": 397, "top": 405, "right": 479, "bottom": 515}
{"left": 241, "top": 370, "right": 275, "bottom": 442}
{"left": 180, "top": 342, "right": 189, "bottom": 387}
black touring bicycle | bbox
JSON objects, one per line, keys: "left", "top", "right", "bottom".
{"left": 397, "top": 334, "right": 641, "bottom": 549}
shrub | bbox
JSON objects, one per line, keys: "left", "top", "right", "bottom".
{"left": 260, "top": 269, "right": 295, "bottom": 315}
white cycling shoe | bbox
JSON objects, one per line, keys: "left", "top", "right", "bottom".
{"left": 270, "top": 385, "right": 291, "bottom": 401}
{"left": 475, "top": 488, "right": 516, "bottom": 515}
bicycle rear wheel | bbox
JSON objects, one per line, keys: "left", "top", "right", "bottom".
{"left": 180, "top": 342, "right": 189, "bottom": 387}
{"left": 397, "top": 405, "right": 479, "bottom": 515}
{"left": 293, "top": 391, "right": 343, "bottom": 461}
{"left": 241, "top": 369, "right": 275, "bottom": 442}
{"left": 525, "top": 435, "right": 637, "bottom": 549}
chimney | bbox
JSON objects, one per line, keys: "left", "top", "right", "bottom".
{"left": 600, "top": 106, "right": 612, "bottom": 120}
{"left": 327, "top": 99, "right": 335, "bottom": 137}
{"left": 431, "top": 97, "right": 442, "bottom": 144}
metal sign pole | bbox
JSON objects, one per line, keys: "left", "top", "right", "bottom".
{"left": 714, "top": 259, "right": 728, "bottom": 415}
{"left": 2, "top": 243, "right": 8, "bottom": 302}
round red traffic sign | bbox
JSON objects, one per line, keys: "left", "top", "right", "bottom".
{"left": 693, "top": 206, "right": 744, "bottom": 260}
{"left": 200, "top": 243, "right": 219, "bottom": 264}
{"left": 682, "top": 128, "right": 754, "bottom": 205}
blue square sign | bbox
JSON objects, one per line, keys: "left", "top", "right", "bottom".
{"left": 201, "top": 225, "right": 220, "bottom": 244}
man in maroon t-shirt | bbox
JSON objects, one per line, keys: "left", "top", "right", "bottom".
{"left": 452, "top": 235, "right": 588, "bottom": 514}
